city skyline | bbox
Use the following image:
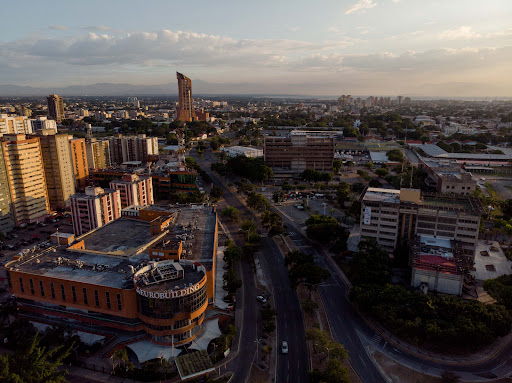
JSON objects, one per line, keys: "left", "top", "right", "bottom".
{"left": 0, "top": 0, "right": 511, "bottom": 96}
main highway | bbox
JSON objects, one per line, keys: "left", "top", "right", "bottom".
{"left": 192, "top": 148, "right": 309, "bottom": 383}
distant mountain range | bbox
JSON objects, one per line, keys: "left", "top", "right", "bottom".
{"left": 0, "top": 82, "right": 179, "bottom": 97}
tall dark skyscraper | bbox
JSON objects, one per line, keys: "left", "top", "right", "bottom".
{"left": 47, "top": 94, "right": 65, "bottom": 121}
{"left": 176, "top": 72, "right": 195, "bottom": 122}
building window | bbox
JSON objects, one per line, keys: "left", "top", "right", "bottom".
{"left": 106, "top": 291, "right": 111, "bottom": 309}
{"left": 116, "top": 294, "right": 122, "bottom": 311}
{"left": 60, "top": 284, "right": 66, "bottom": 301}
{"left": 94, "top": 290, "right": 99, "bottom": 307}
{"left": 50, "top": 282, "right": 55, "bottom": 299}
{"left": 19, "top": 277, "right": 24, "bottom": 293}
{"left": 29, "top": 279, "right": 35, "bottom": 295}
{"left": 72, "top": 286, "right": 77, "bottom": 303}
{"left": 83, "top": 288, "right": 88, "bottom": 305}
{"left": 39, "top": 280, "right": 45, "bottom": 297}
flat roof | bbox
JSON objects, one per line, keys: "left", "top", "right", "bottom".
{"left": 9, "top": 247, "right": 145, "bottom": 289}
{"left": 363, "top": 188, "right": 401, "bottom": 203}
{"left": 80, "top": 218, "right": 154, "bottom": 255}
{"left": 7, "top": 206, "right": 217, "bottom": 289}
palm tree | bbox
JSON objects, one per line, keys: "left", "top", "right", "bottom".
{"left": 111, "top": 348, "right": 129, "bottom": 373}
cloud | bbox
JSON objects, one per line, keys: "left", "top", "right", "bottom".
{"left": 285, "top": 25, "right": 300, "bottom": 32}
{"left": 49, "top": 25, "right": 68, "bottom": 31}
{"left": 438, "top": 26, "right": 481, "bottom": 40}
{"left": 82, "top": 25, "right": 111, "bottom": 31}
{"left": 0, "top": 27, "right": 511, "bottom": 96}
{"left": 345, "top": 0, "right": 377, "bottom": 15}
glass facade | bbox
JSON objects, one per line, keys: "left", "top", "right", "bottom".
{"left": 137, "top": 283, "right": 207, "bottom": 320}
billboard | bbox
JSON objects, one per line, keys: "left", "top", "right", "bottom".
{"left": 363, "top": 207, "right": 371, "bottom": 225}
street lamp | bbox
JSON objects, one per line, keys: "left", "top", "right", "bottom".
{"left": 322, "top": 203, "right": 327, "bottom": 216}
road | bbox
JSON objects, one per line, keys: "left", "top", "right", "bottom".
{"left": 197, "top": 147, "right": 512, "bottom": 382}
{"left": 277, "top": 204, "right": 512, "bottom": 382}
{"left": 193, "top": 149, "right": 309, "bottom": 383}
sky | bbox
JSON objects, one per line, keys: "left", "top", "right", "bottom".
{"left": 1, "top": 0, "right": 511, "bottom": 97}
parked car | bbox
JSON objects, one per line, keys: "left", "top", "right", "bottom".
{"left": 281, "top": 341, "right": 288, "bottom": 354}
{"left": 256, "top": 295, "right": 267, "bottom": 304}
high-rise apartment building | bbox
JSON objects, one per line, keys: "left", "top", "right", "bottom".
{"left": 0, "top": 114, "right": 33, "bottom": 136}
{"left": 0, "top": 148, "right": 14, "bottom": 233}
{"left": 85, "top": 139, "right": 111, "bottom": 169}
{"left": 2, "top": 134, "right": 49, "bottom": 225}
{"left": 360, "top": 188, "right": 484, "bottom": 256}
{"left": 47, "top": 94, "right": 65, "bottom": 122}
{"left": 176, "top": 72, "right": 196, "bottom": 122}
{"left": 264, "top": 131, "right": 335, "bottom": 173}
{"left": 70, "top": 186, "right": 121, "bottom": 236}
{"left": 108, "top": 134, "right": 158, "bottom": 165}
{"left": 69, "top": 138, "right": 89, "bottom": 191}
{"left": 36, "top": 130, "right": 75, "bottom": 210}
{"left": 110, "top": 174, "right": 154, "bottom": 208}
{"left": 30, "top": 116, "right": 57, "bottom": 133}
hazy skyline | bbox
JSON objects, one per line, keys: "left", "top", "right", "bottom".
{"left": 1, "top": 0, "right": 511, "bottom": 96}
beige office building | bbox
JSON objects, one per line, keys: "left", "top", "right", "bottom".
{"left": 86, "top": 139, "right": 111, "bottom": 169}
{"left": 37, "top": 130, "right": 75, "bottom": 210}
{"left": 2, "top": 134, "right": 49, "bottom": 225}
{"left": 360, "top": 188, "right": 483, "bottom": 257}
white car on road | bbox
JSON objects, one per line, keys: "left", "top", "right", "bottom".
{"left": 281, "top": 341, "right": 288, "bottom": 354}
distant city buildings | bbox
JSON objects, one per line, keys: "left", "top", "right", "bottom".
{"left": 109, "top": 134, "right": 159, "bottom": 165}
{"left": 47, "top": 94, "right": 65, "bottom": 121}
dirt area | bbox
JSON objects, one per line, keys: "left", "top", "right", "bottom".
{"left": 247, "top": 363, "right": 270, "bottom": 383}
{"left": 373, "top": 351, "right": 443, "bottom": 383}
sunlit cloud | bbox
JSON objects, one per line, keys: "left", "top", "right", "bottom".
{"left": 345, "top": 0, "right": 377, "bottom": 15}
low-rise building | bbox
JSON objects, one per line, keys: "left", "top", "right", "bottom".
{"left": 418, "top": 157, "right": 477, "bottom": 195}
{"left": 220, "top": 146, "right": 263, "bottom": 158}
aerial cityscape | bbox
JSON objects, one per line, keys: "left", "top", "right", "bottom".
{"left": 0, "top": 1, "right": 512, "bottom": 383}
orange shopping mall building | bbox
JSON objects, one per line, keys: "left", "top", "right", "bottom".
{"left": 6, "top": 204, "right": 218, "bottom": 346}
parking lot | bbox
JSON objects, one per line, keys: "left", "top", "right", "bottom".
{"left": 0, "top": 213, "right": 73, "bottom": 265}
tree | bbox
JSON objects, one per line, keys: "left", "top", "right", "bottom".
{"left": 221, "top": 206, "right": 240, "bottom": 222}
{"left": 272, "top": 190, "right": 285, "bottom": 203}
{"left": 375, "top": 168, "right": 389, "bottom": 177}
{"left": 333, "top": 160, "right": 343, "bottom": 174}
{"left": 386, "top": 149, "right": 404, "bottom": 162}
{"left": 209, "top": 186, "right": 223, "bottom": 201}
{"left": 223, "top": 268, "right": 242, "bottom": 294}
{"left": 350, "top": 238, "right": 391, "bottom": 285}
{"left": 0, "top": 334, "right": 72, "bottom": 383}
{"left": 247, "top": 193, "right": 270, "bottom": 211}
{"left": 112, "top": 348, "right": 129, "bottom": 372}
{"left": 240, "top": 219, "right": 258, "bottom": 240}
{"left": 305, "top": 215, "right": 342, "bottom": 243}
{"left": 369, "top": 179, "right": 382, "bottom": 188}
{"left": 301, "top": 299, "right": 319, "bottom": 314}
